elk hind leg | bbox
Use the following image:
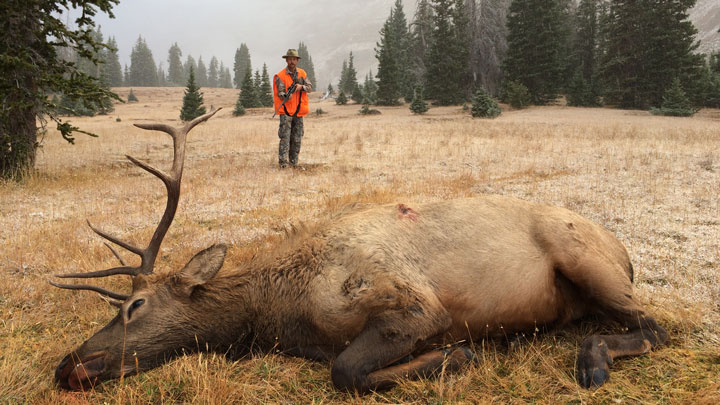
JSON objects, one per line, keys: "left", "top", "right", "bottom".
{"left": 561, "top": 256, "right": 668, "bottom": 387}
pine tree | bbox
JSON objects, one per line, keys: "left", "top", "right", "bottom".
{"left": 157, "top": 64, "right": 166, "bottom": 86}
{"left": 128, "top": 35, "right": 158, "bottom": 86}
{"left": 240, "top": 69, "right": 260, "bottom": 108}
{"left": 196, "top": 56, "right": 208, "bottom": 87}
{"left": 503, "top": 0, "right": 569, "bottom": 105}
{"left": 183, "top": 55, "right": 197, "bottom": 83}
{"left": 567, "top": 0, "right": 602, "bottom": 106}
{"left": 327, "top": 83, "right": 335, "bottom": 97}
{"left": 651, "top": 78, "right": 695, "bottom": 116}
{"left": 180, "top": 66, "right": 206, "bottom": 121}
{"left": 2, "top": 0, "right": 120, "bottom": 179}
{"left": 167, "top": 43, "right": 184, "bottom": 86}
{"left": 409, "top": 0, "right": 434, "bottom": 87}
{"left": 233, "top": 93, "right": 246, "bottom": 116}
{"left": 127, "top": 88, "right": 138, "bottom": 102}
{"left": 341, "top": 52, "right": 359, "bottom": 95}
{"left": 259, "top": 64, "right": 273, "bottom": 107}
{"left": 104, "top": 36, "right": 123, "bottom": 87}
{"left": 338, "top": 60, "right": 349, "bottom": 95}
{"left": 376, "top": 0, "right": 411, "bottom": 106}
{"left": 123, "top": 64, "right": 129, "bottom": 84}
{"left": 409, "top": 85, "right": 429, "bottom": 114}
{"left": 471, "top": 87, "right": 501, "bottom": 117}
{"left": 352, "top": 83, "right": 364, "bottom": 104}
{"left": 601, "top": 0, "right": 702, "bottom": 109}
{"left": 363, "top": 71, "right": 378, "bottom": 104}
{"left": 297, "top": 42, "right": 317, "bottom": 88}
{"left": 336, "top": 91, "right": 348, "bottom": 105}
{"left": 502, "top": 80, "right": 531, "bottom": 108}
{"left": 219, "top": 64, "right": 233, "bottom": 89}
{"left": 425, "top": 0, "right": 469, "bottom": 105}
{"left": 208, "top": 57, "right": 219, "bottom": 88}
{"left": 233, "top": 43, "right": 252, "bottom": 89}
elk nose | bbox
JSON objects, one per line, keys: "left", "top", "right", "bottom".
{"left": 55, "top": 353, "right": 73, "bottom": 389}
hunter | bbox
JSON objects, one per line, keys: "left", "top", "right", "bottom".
{"left": 273, "top": 48, "right": 312, "bottom": 168}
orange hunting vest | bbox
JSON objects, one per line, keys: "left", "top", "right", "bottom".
{"left": 273, "top": 68, "right": 309, "bottom": 117}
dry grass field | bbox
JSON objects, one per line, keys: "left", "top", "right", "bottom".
{"left": 1, "top": 87, "right": 719, "bottom": 404}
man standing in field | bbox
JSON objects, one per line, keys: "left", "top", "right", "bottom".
{"left": 273, "top": 49, "right": 312, "bottom": 168}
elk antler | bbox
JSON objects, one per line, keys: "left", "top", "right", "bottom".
{"left": 51, "top": 109, "right": 221, "bottom": 301}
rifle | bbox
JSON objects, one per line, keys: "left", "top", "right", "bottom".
{"left": 272, "top": 81, "right": 299, "bottom": 118}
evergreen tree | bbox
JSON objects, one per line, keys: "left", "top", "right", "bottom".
{"left": 259, "top": 64, "right": 273, "bottom": 107}
{"left": 363, "top": 71, "right": 378, "bottom": 104}
{"left": 409, "top": 84, "right": 429, "bottom": 114}
{"left": 502, "top": 79, "right": 531, "bottom": 108}
{"left": 167, "top": 42, "right": 184, "bottom": 86}
{"left": 425, "top": 0, "right": 469, "bottom": 105}
{"left": 127, "top": 88, "right": 138, "bottom": 102}
{"left": 1, "top": 0, "right": 121, "bottom": 179}
{"left": 157, "top": 64, "right": 167, "bottom": 86}
{"left": 601, "top": 0, "right": 702, "bottom": 108}
{"left": 651, "top": 78, "right": 695, "bottom": 116}
{"left": 336, "top": 91, "right": 348, "bottom": 105}
{"left": 253, "top": 69, "right": 262, "bottom": 95}
{"left": 376, "top": 0, "right": 411, "bottom": 106}
{"left": 219, "top": 64, "right": 233, "bottom": 88}
{"left": 341, "top": 52, "right": 359, "bottom": 95}
{"left": 128, "top": 35, "right": 158, "bottom": 86}
{"left": 297, "top": 42, "right": 317, "bottom": 88}
{"left": 183, "top": 55, "right": 197, "bottom": 83}
{"left": 409, "top": 0, "right": 434, "bottom": 87}
{"left": 567, "top": 0, "right": 602, "bottom": 106}
{"left": 196, "top": 56, "right": 208, "bottom": 87}
{"left": 233, "top": 43, "right": 252, "bottom": 89}
{"left": 338, "top": 60, "right": 349, "bottom": 95}
{"left": 180, "top": 66, "right": 206, "bottom": 121}
{"left": 351, "top": 83, "right": 364, "bottom": 104}
{"left": 104, "top": 36, "right": 123, "bottom": 87}
{"left": 240, "top": 69, "right": 260, "bottom": 108}
{"left": 327, "top": 83, "right": 335, "bottom": 97}
{"left": 233, "top": 93, "right": 246, "bottom": 116}
{"left": 208, "top": 56, "right": 219, "bottom": 88}
{"left": 503, "top": 0, "right": 569, "bottom": 105}
{"left": 123, "top": 64, "right": 129, "bottom": 84}
{"left": 471, "top": 87, "right": 501, "bottom": 117}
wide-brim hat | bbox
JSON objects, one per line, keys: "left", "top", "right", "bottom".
{"left": 282, "top": 49, "right": 301, "bottom": 59}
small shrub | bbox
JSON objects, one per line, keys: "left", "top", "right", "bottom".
{"left": 471, "top": 88, "right": 501, "bottom": 118}
{"left": 650, "top": 78, "right": 696, "bottom": 117}
{"left": 115, "top": 117, "right": 121, "bottom": 122}
{"left": 409, "top": 85, "right": 429, "bottom": 115}
{"left": 315, "top": 108, "right": 325, "bottom": 116}
{"left": 502, "top": 80, "right": 531, "bottom": 109}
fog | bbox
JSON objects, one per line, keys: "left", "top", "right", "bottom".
{"left": 88, "top": 0, "right": 417, "bottom": 88}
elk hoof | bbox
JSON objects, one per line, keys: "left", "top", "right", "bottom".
{"left": 576, "top": 336, "right": 612, "bottom": 388}
{"left": 442, "top": 346, "right": 477, "bottom": 371}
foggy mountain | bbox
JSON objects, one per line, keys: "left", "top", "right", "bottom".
{"left": 93, "top": 0, "right": 718, "bottom": 90}
{"left": 691, "top": 0, "right": 720, "bottom": 54}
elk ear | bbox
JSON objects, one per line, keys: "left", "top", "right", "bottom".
{"left": 174, "top": 244, "right": 227, "bottom": 296}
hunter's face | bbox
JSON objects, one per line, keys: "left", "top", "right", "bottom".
{"left": 286, "top": 57, "right": 298, "bottom": 70}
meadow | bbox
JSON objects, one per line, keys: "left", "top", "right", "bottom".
{"left": 1, "top": 87, "right": 719, "bottom": 403}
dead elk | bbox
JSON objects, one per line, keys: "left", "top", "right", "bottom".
{"left": 53, "top": 112, "right": 668, "bottom": 393}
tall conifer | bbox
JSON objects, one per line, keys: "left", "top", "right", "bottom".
{"left": 180, "top": 66, "right": 206, "bottom": 121}
{"left": 128, "top": 36, "right": 158, "bottom": 86}
{"left": 233, "top": 43, "right": 252, "bottom": 89}
{"left": 167, "top": 43, "right": 184, "bottom": 86}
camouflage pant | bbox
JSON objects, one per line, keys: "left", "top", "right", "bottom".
{"left": 278, "top": 115, "right": 304, "bottom": 166}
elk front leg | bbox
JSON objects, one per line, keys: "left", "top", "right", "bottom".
{"left": 330, "top": 317, "right": 474, "bottom": 394}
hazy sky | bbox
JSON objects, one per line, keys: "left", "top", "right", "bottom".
{"left": 84, "top": 0, "right": 415, "bottom": 87}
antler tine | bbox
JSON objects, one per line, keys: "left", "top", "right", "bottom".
{"left": 104, "top": 242, "right": 127, "bottom": 266}
{"left": 50, "top": 280, "right": 129, "bottom": 301}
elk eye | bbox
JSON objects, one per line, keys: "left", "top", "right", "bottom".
{"left": 128, "top": 298, "right": 145, "bottom": 319}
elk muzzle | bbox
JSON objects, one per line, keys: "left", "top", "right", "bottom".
{"left": 55, "top": 351, "right": 106, "bottom": 391}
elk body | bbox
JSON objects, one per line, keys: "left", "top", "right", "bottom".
{"left": 54, "top": 112, "right": 668, "bottom": 393}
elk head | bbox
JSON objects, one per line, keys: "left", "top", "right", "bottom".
{"left": 52, "top": 110, "right": 225, "bottom": 391}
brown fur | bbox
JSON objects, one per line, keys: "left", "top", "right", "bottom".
{"left": 55, "top": 195, "right": 668, "bottom": 393}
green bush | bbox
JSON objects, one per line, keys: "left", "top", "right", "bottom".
{"left": 335, "top": 91, "right": 348, "bottom": 105}
{"left": 409, "top": 85, "right": 428, "bottom": 115}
